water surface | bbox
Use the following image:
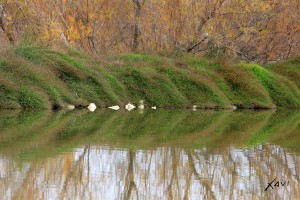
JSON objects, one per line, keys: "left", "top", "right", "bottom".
{"left": 0, "top": 109, "right": 299, "bottom": 199}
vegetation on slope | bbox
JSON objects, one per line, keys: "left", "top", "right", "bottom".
{"left": 1, "top": 45, "right": 300, "bottom": 109}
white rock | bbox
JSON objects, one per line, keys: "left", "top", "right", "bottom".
{"left": 232, "top": 105, "right": 237, "bottom": 110}
{"left": 151, "top": 106, "right": 157, "bottom": 110}
{"left": 138, "top": 105, "right": 144, "bottom": 109}
{"left": 138, "top": 100, "right": 144, "bottom": 109}
{"left": 66, "top": 105, "right": 75, "bottom": 110}
{"left": 87, "top": 103, "right": 97, "bottom": 112}
{"left": 109, "top": 105, "right": 120, "bottom": 110}
{"left": 192, "top": 105, "right": 197, "bottom": 111}
{"left": 125, "top": 103, "right": 135, "bottom": 111}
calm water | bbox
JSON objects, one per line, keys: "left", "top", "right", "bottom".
{"left": 0, "top": 109, "right": 299, "bottom": 200}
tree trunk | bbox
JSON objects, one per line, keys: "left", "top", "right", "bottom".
{"left": 0, "top": 4, "right": 14, "bottom": 44}
{"left": 132, "top": 0, "right": 145, "bottom": 51}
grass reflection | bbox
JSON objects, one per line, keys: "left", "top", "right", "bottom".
{"left": 0, "top": 109, "right": 299, "bottom": 160}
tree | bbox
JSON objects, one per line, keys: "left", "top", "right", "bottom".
{"left": 132, "top": 0, "right": 146, "bottom": 51}
{"left": 0, "top": 2, "right": 14, "bottom": 44}
{"left": 1, "top": 0, "right": 300, "bottom": 63}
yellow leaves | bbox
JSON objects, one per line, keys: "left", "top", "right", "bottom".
{"left": 88, "top": 13, "right": 96, "bottom": 20}
{"left": 259, "top": 2, "right": 272, "bottom": 12}
{"left": 66, "top": 14, "right": 93, "bottom": 41}
{"left": 69, "top": 25, "right": 80, "bottom": 40}
{"left": 67, "top": 16, "right": 75, "bottom": 24}
{"left": 245, "top": 6, "right": 251, "bottom": 13}
{"left": 182, "top": 33, "right": 188, "bottom": 40}
{"left": 105, "top": 9, "right": 113, "bottom": 20}
{"left": 50, "top": 25, "right": 61, "bottom": 37}
{"left": 86, "top": 26, "right": 92, "bottom": 35}
{"left": 66, "top": 15, "right": 81, "bottom": 41}
{"left": 5, "top": 15, "right": 13, "bottom": 22}
{"left": 41, "top": 29, "right": 51, "bottom": 41}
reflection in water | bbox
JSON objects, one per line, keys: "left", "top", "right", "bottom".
{"left": 0, "top": 110, "right": 299, "bottom": 199}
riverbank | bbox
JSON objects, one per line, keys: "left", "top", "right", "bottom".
{"left": 1, "top": 45, "right": 300, "bottom": 110}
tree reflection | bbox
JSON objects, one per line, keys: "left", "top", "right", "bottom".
{"left": 0, "top": 110, "right": 299, "bottom": 199}
{"left": 0, "top": 145, "right": 299, "bottom": 199}
{"left": 124, "top": 150, "right": 138, "bottom": 200}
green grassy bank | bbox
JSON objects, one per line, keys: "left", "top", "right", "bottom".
{"left": 1, "top": 45, "right": 300, "bottom": 109}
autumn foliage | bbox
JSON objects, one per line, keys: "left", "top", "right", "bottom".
{"left": 1, "top": 0, "right": 300, "bottom": 63}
